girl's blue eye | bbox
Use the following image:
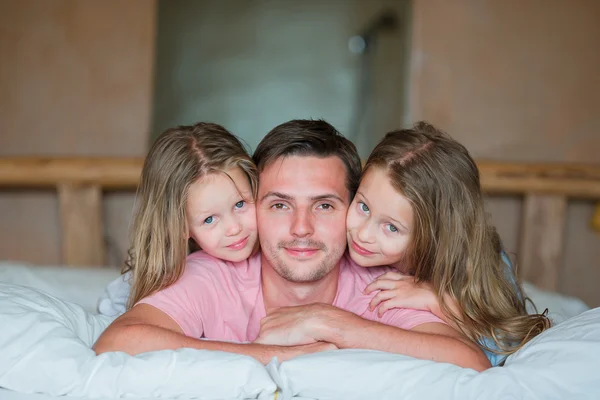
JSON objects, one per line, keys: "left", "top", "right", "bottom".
{"left": 235, "top": 200, "right": 245, "bottom": 209}
{"left": 386, "top": 224, "right": 398, "bottom": 233}
{"left": 204, "top": 216, "right": 214, "bottom": 224}
{"left": 359, "top": 202, "right": 370, "bottom": 213}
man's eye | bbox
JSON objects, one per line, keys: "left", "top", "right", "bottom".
{"left": 359, "top": 202, "right": 370, "bottom": 213}
{"left": 235, "top": 200, "right": 245, "bottom": 209}
{"left": 272, "top": 203, "right": 287, "bottom": 210}
{"left": 204, "top": 216, "right": 215, "bottom": 224}
{"left": 318, "top": 204, "right": 333, "bottom": 210}
{"left": 386, "top": 224, "right": 398, "bottom": 233}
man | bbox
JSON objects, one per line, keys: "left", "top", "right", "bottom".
{"left": 94, "top": 120, "right": 489, "bottom": 371}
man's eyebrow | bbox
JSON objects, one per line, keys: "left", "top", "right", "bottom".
{"left": 260, "top": 191, "right": 294, "bottom": 203}
{"left": 310, "top": 194, "right": 345, "bottom": 203}
{"left": 259, "top": 191, "right": 345, "bottom": 204}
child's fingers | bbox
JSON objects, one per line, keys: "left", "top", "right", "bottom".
{"left": 364, "top": 279, "right": 402, "bottom": 294}
{"left": 368, "top": 289, "right": 397, "bottom": 311}
{"left": 376, "top": 271, "right": 409, "bottom": 281}
{"left": 377, "top": 300, "right": 398, "bottom": 317}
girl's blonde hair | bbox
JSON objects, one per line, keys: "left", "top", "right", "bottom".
{"left": 124, "top": 122, "right": 258, "bottom": 308}
{"left": 365, "top": 121, "right": 551, "bottom": 357}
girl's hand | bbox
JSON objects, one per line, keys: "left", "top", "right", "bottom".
{"left": 364, "top": 271, "right": 439, "bottom": 317}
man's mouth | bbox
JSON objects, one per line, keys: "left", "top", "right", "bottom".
{"left": 351, "top": 240, "right": 375, "bottom": 256}
{"left": 284, "top": 247, "right": 319, "bottom": 258}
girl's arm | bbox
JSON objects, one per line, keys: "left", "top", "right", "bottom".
{"left": 364, "top": 271, "right": 463, "bottom": 331}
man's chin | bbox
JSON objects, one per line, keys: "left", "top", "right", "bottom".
{"left": 278, "top": 268, "right": 329, "bottom": 284}
{"left": 278, "top": 258, "right": 337, "bottom": 283}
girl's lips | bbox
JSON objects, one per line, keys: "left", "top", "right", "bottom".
{"left": 227, "top": 236, "right": 249, "bottom": 250}
{"left": 351, "top": 240, "right": 375, "bottom": 256}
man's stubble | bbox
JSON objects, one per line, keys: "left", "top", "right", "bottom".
{"left": 261, "top": 238, "right": 346, "bottom": 283}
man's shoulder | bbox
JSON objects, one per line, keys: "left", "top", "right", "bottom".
{"left": 334, "top": 254, "right": 393, "bottom": 314}
{"left": 338, "top": 253, "right": 394, "bottom": 292}
{"left": 185, "top": 251, "right": 262, "bottom": 281}
{"left": 340, "top": 253, "right": 393, "bottom": 282}
{"left": 338, "top": 254, "right": 444, "bottom": 329}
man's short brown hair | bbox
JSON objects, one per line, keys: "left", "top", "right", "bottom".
{"left": 253, "top": 119, "right": 362, "bottom": 199}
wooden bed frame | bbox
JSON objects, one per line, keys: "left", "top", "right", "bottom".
{"left": 1, "top": 157, "right": 599, "bottom": 294}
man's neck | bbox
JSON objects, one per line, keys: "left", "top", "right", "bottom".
{"left": 261, "top": 256, "right": 341, "bottom": 313}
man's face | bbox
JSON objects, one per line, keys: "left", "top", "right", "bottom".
{"left": 257, "top": 155, "right": 349, "bottom": 283}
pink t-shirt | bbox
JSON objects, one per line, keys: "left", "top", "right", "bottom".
{"left": 139, "top": 251, "right": 443, "bottom": 342}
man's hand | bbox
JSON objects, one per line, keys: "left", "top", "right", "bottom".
{"left": 254, "top": 303, "right": 361, "bottom": 346}
{"left": 253, "top": 303, "right": 490, "bottom": 370}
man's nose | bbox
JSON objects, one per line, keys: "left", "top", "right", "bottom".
{"left": 290, "top": 208, "right": 313, "bottom": 238}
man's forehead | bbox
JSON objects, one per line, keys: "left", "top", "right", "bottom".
{"left": 258, "top": 155, "right": 349, "bottom": 199}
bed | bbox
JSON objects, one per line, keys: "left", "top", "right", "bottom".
{"left": 0, "top": 157, "right": 599, "bottom": 400}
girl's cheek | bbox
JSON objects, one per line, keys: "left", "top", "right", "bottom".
{"left": 346, "top": 209, "right": 359, "bottom": 230}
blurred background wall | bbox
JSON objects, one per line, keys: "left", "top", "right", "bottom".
{"left": 150, "top": 0, "right": 410, "bottom": 156}
{"left": 0, "top": 0, "right": 155, "bottom": 265}
{"left": 409, "top": 0, "right": 600, "bottom": 306}
{"left": 0, "top": 0, "right": 598, "bottom": 305}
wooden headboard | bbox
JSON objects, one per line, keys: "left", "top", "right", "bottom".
{"left": 1, "top": 157, "right": 599, "bottom": 294}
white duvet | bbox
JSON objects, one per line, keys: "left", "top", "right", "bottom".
{"left": 1, "top": 282, "right": 600, "bottom": 400}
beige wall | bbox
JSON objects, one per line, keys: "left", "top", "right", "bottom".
{"left": 408, "top": 0, "right": 600, "bottom": 306}
{"left": 0, "top": 0, "right": 156, "bottom": 264}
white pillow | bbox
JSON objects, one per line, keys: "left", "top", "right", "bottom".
{"left": 0, "top": 283, "right": 276, "bottom": 399}
{"left": 270, "top": 307, "right": 600, "bottom": 400}
{"left": 2, "top": 278, "right": 598, "bottom": 400}
{"left": 523, "top": 282, "right": 590, "bottom": 324}
{"left": 0, "top": 262, "right": 121, "bottom": 313}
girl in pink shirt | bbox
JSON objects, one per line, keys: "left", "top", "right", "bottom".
{"left": 346, "top": 121, "right": 551, "bottom": 365}
{"left": 123, "top": 122, "right": 260, "bottom": 309}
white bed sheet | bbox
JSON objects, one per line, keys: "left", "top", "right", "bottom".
{"left": 1, "top": 280, "right": 599, "bottom": 400}
{"left": 0, "top": 388, "right": 132, "bottom": 400}
{"left": 0, "top": 261, "right": 598, "bottom": 400}
{"left": 0, "top": 388, "right": 317, "bottom": 400}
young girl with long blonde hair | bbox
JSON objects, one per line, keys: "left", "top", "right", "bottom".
{"left": 346, "top": 121, "right": 551, "bottom": 366}
{"left": 121, "top": 122, "right": 259, "bottom": 309}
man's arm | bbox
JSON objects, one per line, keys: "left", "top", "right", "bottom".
{"left": 93, "top": 304, "right": 335, "bottom": 364}
{"left": 254, "top": 304, "right": 490, "bottom": 371}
